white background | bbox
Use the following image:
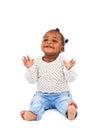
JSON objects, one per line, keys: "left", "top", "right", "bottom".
{"left": 0, "top": 0, "right": 103, "bottom": 129}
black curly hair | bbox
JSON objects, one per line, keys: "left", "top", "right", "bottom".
{"left": 52, "top": 28, "right": 69, "bottom": 45}
{"left": 44, "top": 28, "right": 69, "bottom": 45}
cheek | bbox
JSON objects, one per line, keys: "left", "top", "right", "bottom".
{"left": 41, "top": 42, "right": 44, "bottom": 47}
{"left": 41, "top": 44, "right": 44, "bottom": 51}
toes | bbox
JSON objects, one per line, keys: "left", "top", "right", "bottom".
{"left": 69, "top": 101, "right": 78, "bottom": 109}
{"left": 20, "top": 110, "right": 27, "bottom": 120}
{"left": 20, "top": 111, "right": 37, "bottom": 121}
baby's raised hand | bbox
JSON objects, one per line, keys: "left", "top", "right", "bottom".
{"left": 22, "top": 56, "right": 34, "bottom": 68}
{"left": 63, "top": 59, "right": 76, "bottom": 70}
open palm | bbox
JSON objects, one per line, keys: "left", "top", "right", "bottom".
{"left": 63, "top": 59, "right": 76, "bottom": 70}
{"left": 22, "top": 56, "right": 34, "bottom": 68}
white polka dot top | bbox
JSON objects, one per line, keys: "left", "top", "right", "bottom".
{"left": 25, "top": 55, "right": 77, "bottom": 93}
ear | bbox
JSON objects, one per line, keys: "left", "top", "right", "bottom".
{"left": 60, "top": 46, "right": 65, "bottom": 52}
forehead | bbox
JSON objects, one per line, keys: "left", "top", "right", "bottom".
{"left": 43, "top": 30, "right": 62, "bottom": 39}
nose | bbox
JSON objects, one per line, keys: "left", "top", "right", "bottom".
{"left": 47, "top": 40, "right": 52, "bottom": 44}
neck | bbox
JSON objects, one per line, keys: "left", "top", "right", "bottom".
{"left": 43, "top": 54, "right": 59, "bottom": 62}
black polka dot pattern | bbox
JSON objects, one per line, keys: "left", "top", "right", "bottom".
{"left": 25, "top": 55, "right": 77, "bottom": 93}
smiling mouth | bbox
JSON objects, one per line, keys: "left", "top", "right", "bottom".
{"left": 45, "top": 46, "right": 53, "bottom": 48}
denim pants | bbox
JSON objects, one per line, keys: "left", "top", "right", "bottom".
{"left": 29, "top": 91, "right": 75, "bottom": 120}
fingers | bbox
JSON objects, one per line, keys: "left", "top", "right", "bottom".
{"left": 63, "top": 59, "right": 76, "bottom": 65}
{"left": 22, "top": 55, "right": 32, "bottom": 63}
{"left": 70, "top": 60, "right": 76, "bottom": 68}
{"left": 32, "top": 59, "right": 34, "bottom": 63}
{"left": 63, "top": 59, "right": 76, "bottom": 70}
{"left": 22, "top": 55, "right": 30, "bottom": 62}
{"left": 22, "top": 55, "right": 34, "bottom": 68}
{"left": 70, "top": 59, "right": 76, "bottom": 65}
{"left": 22, "top": 56, "right": 27, "bottom": 66}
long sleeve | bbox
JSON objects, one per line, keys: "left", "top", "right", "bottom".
{"left": 25, "top": 64, "right": 38, "bottom": 84}
{"left": 63, "top": 68, "right": 77, "bottom": 82}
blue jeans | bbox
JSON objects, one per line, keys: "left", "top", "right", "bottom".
{"left": 29, "top": 91, "right": 75, "bottom": 120}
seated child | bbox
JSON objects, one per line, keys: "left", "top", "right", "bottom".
{"left": 20, "top": 28, "right": 78, "bottom": 121}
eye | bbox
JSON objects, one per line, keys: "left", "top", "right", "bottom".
{"left": 43, "top": 39, "right": 48, "bottom": 42}
{"left": 52, "top": 40, "right": 58, "bottom": 43}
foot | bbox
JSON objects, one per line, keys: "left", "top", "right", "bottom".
{"left": 20, "top": 110, "right": 37, "bottom": 121}
{"left": 67, "top": 102, "right": 78, "bottom": 120}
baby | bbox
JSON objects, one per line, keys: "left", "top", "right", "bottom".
{"left": 20, "top": 28, "right": 78, "bottom": 121}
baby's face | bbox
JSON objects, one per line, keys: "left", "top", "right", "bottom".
{"left": 41, "top": 31, "right": 64, "bottom": 56}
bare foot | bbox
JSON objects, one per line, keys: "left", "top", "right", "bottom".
{"left": 67, "top": 102, "right": 78, "bottom": 120}
{"left": 20, "top": 110, "right": 37, "bottom": 121}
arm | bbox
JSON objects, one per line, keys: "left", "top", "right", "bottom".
{"left": 22, "top": 56, "right": 38, "bottom": 84}
{"left": 63, "top": 59, "right": 77, "bottom": 82}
